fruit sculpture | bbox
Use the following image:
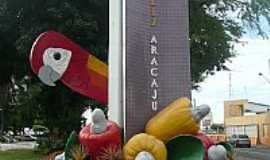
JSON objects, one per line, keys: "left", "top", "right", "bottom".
{"left": 218, "top": 142, "right": 235, "bottom": 160}
{"left": 195, "top": 133, "right": 215, "bottom": 160}
{"left": 166, "top": 136, "right": 205, "bottom": 160}
{"left": 123, "top": 98, "right": 212, "bottom": 160}
{"left": 65, "top": 131, "right": 79, "bottom": 159}
{"left": 79, "top": 109, "right": 122, "bottom": 160}
{"left": 145, "top": 97, "right": 210, "bottom": 142}
{"left": 123, "top": 133, "right": 167, "bottom": 160}
{"left": 208, "top": 145, "right": 228, "bottom": 160}
{"left": 30, "top": 31, "right": 235, "bottom": 160}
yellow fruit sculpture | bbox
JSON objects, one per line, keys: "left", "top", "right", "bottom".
{"left": 145, "top": 97, "right": 210, "bottom": 142}
{"left": 123, "top": 133, "right": 167, "bottom": 160}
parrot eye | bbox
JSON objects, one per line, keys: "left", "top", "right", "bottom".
{"left": 53, "top": 52, "right": 62, "bottom": 61}
{"left": 43, "top": 47, "right": 72, "bottom": 76}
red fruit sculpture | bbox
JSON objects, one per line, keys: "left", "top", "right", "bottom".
{"left": 79, "top": 109, "right": 122, "bottom": 160}
{"left": 195, "top": 133, "right": 215, "bottom": 160}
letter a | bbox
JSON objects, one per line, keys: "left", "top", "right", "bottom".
{"left": 150, "top": 35, "right": 157, "bottom": 44}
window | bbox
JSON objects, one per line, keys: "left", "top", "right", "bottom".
{"left": 245, "top": 125, "right": 258, "bottom": 137}
{"left": 226, "top": 125, "right": 258, "bottom": 138}
{"left": 239, "top": 135, "right": 249, "bottom": 138}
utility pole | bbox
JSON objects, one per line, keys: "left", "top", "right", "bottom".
{"left": 193, "top": 98, "right": 197, "bottom": 108}
{"left": 0, "top": 107, "right": 3, "bottom": 135}
{"left": 229, "top": 72, "right": 232, "bottom": 99}
{"left": 244, "top": 86, "right": 248, "bottom": 99}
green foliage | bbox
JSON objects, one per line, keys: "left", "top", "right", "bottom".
{"left": 64, "top": 131, "right": 79, "bottom": 160}
{"left": 210, "top": 123, "right": 225, "bottom": 133}
{"left": 0, "top": 0, "right": 108, "bottom": 138}
{"left": 32, "top": 125, "right": 49, "bottom": 133}
{"left": 190, "top": 0, "right": 270, "bottom": 87}
{"left": 35, "top": 137, "right": 65, "bottom": 155}
{"left": 190, "top": 2, "right": 237, "bottom": 85}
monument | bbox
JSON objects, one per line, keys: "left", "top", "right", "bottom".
{"left": 28, "top": 1, "right": 234, "bottom": 159}
{"left": 109, "top": 0, "right": 191, "bottom": 140}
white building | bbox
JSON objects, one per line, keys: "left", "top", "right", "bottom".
{"left": 201, "top": 111, "right": 213, "bottom": 132}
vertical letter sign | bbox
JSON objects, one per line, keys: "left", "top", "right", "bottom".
{"left": 124, "top": 0, "right": 191, "bottom": 139}
{"left": 109, "top": 0, "right": 191, "bottom": 140}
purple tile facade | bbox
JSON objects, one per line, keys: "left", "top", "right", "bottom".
{"left": 125, "top": 0, "right": 191, "bottom": 139}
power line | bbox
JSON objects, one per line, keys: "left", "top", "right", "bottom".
{"left": 258, "top": 72, "right": 270, "bottom": 85}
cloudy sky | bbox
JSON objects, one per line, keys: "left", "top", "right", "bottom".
{"left": 192, "top": 35, "right": 270, "bottom": 123}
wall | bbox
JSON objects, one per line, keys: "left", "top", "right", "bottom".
{"left": 224, "top": 99, "right": 248, "bottom": 119}
{"left": 207, "top": 133, "right": 226, "bottom": 143}
{"left": 225, "top": 112, "right": 270, "bottom": 145}
{"left": 224, "top": 100, "right": 270, "bottom": 145}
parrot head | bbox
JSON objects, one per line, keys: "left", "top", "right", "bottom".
{"left": 30, "top": 31, "right": 108, "bottom": 105}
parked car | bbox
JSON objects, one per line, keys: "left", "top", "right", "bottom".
{"left": 228, "top": 134, "right": 251, "bottom": 148}
{"left": 15, "top": 126, "right": 49, "bottom": 142}
{"left": 15, "top": 134, "right": 35, "bottom": 141}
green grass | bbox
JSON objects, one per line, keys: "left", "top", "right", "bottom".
{"left": 0, "top": 150, "right": 43, "bottom": 160}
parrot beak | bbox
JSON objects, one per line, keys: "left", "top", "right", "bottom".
{"left": 38, "top": 65, "right": 61, "bottom": 86}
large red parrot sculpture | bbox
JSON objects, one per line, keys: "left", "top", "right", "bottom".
{"left": 30, "top": 31, "right": 108, "bottom": 104}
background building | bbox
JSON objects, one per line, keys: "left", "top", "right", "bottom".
{"left": 202, "top": 111, "right": 226, "bottom": 143}
{"left": 201, "top": 111, "right": 213, "bottom": 132}
{"left": 224, "top": 99, "right": 270, "bottom": 145}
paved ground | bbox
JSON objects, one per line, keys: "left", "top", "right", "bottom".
{"left": 235, "top": 146, "right": 270, "bottom": 160}
{"left": 0, "top": 141, "right": 36, "bottom": 151}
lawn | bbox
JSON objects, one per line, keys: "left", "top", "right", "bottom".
{"left": 0, "top": 150, "right": 44, "bottom": 160}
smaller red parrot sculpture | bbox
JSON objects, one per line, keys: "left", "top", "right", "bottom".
{"left": 30, "top": 31, "right": 108, "bottom": 104}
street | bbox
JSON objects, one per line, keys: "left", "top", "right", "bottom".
{"left": 235, "top": 147, "right": 270, "bottom": 160}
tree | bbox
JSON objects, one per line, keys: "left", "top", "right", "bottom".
{"left": 211, "top": 124, "right": 225, "bottom": 133}
{"left": 190, "top": 0, "right": 270, "bottom": 87}
{"left": 0, "top": 0, "right": 108, "bottom": 136}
